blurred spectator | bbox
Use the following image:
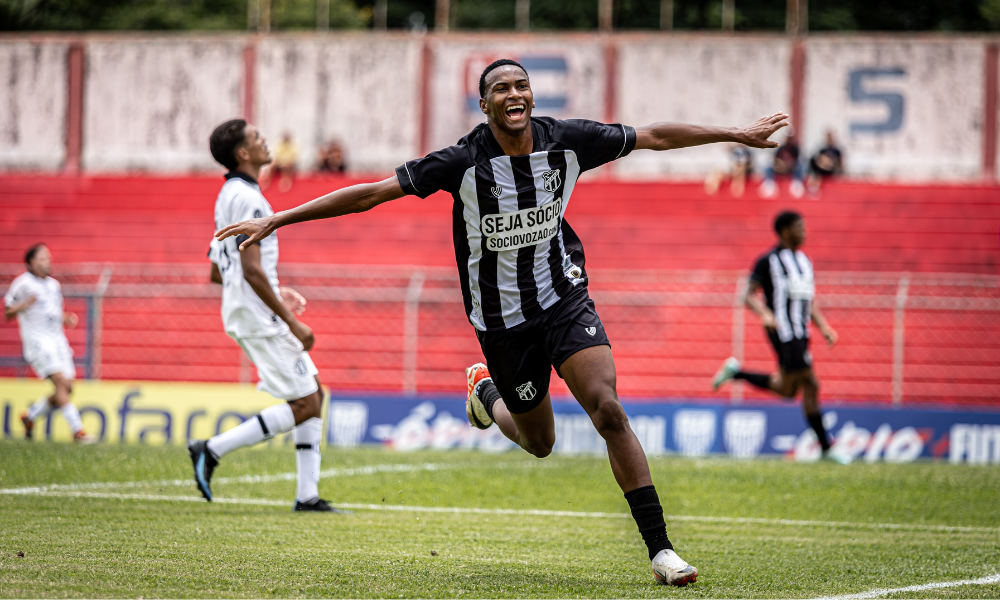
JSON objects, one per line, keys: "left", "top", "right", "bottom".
{"left": 807, "top": 131, "right": 844, "bottom": 196}
{"left": 316, "top": 139, "right": 347, "bottom": 173}
{"left": 705, "top": 144, "right": 753, "bottom": 198}
{"left": 271, "top": 132, "right": 298, "bottom": 192}
{"left": 758, "top": 132, "right": 805, "bottom": 199}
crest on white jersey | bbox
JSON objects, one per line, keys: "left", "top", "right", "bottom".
{"left": 585, "top": 326, "right": 597, "bottom": 336}
{"left": 516, "top": 381, "right": 536, "bottom": 403}
{"left": 491, "top": 185, "right": 503, "bottom": 198}
{"left": 542, "top": 169, "right": 561, "bottom": 193}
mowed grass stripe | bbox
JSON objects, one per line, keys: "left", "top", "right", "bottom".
{"left": 9, "top": 489, "right": 998, "bottom": 535}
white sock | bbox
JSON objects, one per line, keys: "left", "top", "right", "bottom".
{"left": 207, "top": 402, "right": 295, "bottom": 459}
{"left": 294, "top": 417, "right": 323, "bottom": 503}
{"left": 27, "top": 397, "right": 52, "bottom": 421}
{"left": 60, "top": 403, "right": 84, "bottom": 434}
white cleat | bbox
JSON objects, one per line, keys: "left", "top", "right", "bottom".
{"left": 465, "top": 362, "right": 494, "bottom": 430}
{"left": 651, "top": 549, "right": 698, "bottom": 586}
{"left": 712, "top": 357, "right": 741, "bottom": 390}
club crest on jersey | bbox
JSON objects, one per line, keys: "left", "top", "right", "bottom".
{"left": 516, "top": 381, "right": 536, "bottom": 403}
{"left": 585, "top": 326, "right": 596, "bottom": 336}
{"left": 491, "top": 185, "right": 503, "bottom": 198}
{"left": 542, "top": 169, "right": 561, "bottom": 193}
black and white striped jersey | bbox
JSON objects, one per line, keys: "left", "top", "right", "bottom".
{"left": 396, "top": 117, "right": 636, "bottom": 332}
{"left": 750, "top": 246, "right": 816, "bottom": 343}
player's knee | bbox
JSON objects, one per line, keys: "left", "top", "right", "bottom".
{"left": 590, "top": 396, "right": 629, "bottom": 439}
{"left": 523, "top": 433, "right": 555, "bottom": 458}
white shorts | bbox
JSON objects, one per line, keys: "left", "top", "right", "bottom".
{"left": 24, "top": 335, "right": 75, "bottom": 381}
{"left": 233, "top": 329, "right": 319, "bottom": 401}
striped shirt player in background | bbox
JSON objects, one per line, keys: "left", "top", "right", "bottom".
{"left": 712, "top": 211, "right": 841, "bottom": 461}
{"left": 186, "top": 119, "right": 346, "bottom": 513}
{"left": 4, "top": 244, "right": 95, "bottom": 444}
{"left": 215, "top": 59, "right": 789, "bottom": 585}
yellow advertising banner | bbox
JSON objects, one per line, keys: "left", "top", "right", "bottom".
{"left": 0, "top": 378, "right": 299, "bottom": 445}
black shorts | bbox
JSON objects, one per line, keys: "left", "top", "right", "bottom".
{"left": 475, "top": 285, "right": 609, "bottom": 414}
{"left": 767, "top": 330, "right": 812, "bottom": 372}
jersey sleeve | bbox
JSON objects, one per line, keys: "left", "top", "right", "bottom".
{"left": 749, "top": 255, "right": 770, "bottom": 286}
{"left": 554, "top": 119, "right": 637, "bottom": 172}
{"left": 395, "top": 144, "right": 470, "bottom": 199}
{"left": 207, "top": 239, "right": 221, "bottom": 265}
{"left": 3, "top": 279, "right": 23, "bottom": 307}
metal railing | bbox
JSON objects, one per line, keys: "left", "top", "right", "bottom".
{"left": 1, "top": 264, "right": 997, "bottom": 406}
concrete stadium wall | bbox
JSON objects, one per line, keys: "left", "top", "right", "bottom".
{"left": 0, "top": 33, "right": 996, "bottom": 181}
{"left": 614, "top": 35, "right": 791, "bottom": 178}
{"left": 803, "top": 37, "right": 985, "bottom": 181}
{"left": 83, "top": 38, "right": 245, "bottom": 172}
{"left": 256, "top": 35, "right": 421, "bottom": 174}
{"left": 0, "top": 41, "right": 67, "bottom": 170}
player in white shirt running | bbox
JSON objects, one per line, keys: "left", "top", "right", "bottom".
{"left": 4, "top": 244, "right": 95, "bottom": 444}
{"left": 186, "top": 118, "right": 345, "bottom": 512}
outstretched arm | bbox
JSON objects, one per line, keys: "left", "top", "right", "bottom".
{"left": 634, "top": 112, "right": 789, "bottom": 151}
{"left": 216, "top": 176, "right": 405, "bottom": 250}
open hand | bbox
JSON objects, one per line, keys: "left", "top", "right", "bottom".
{"left": 280, "top": 287, "right": 307, "bottom": 315}
{"left": 739, "top": 112, "right": 789, "bottom": 149}
{"left": 215, "top": 215, "right": 277, "bottom": 251}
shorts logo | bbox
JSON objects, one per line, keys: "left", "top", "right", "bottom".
{"left": 294, "top": 358, "right": 307, "bottom": 375}
{"left": 253, "top": 209, "right": 263, "bottom": 219}
{"left": 491, "top": 185, "right": 503, "bottom": 198}
{"left": 803, "top": 350, "right": 813, "bottom": 366}
{"left": 516, "top": 381, "right": 536, "bottom": 403}
{"left": 542, "top": 169, "right": 561, "bottom": 193}
{"left": 585, "top": 326, "right": 596, "bottom": 336}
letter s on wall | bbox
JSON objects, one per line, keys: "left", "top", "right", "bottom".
{"left": 848, "top": 68, "right": 906, "bottom": 135}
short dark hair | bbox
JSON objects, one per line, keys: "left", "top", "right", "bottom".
{"left": 25, "top": 243, "right": 46, "bottom": 265}
{"left": 209, "top": 119, "right": 249, "bottom": 171}
{"left": 774, "top": 211, "right": 802, "bottom": 235}
{"left": 479, "top": 59, "right": 528, "bottom": 98}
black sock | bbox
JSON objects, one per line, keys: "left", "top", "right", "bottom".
{"left": 807, "top": 412, "right": 831, "bottom": 452}
{"left": 476, "top": 379, "right": 501, "bottom": 421}
{"left": 624, "top": 485, "right": 673, "bottom": 560}
{"left": 734, "top": 371, "right": 771, "bottom": 390}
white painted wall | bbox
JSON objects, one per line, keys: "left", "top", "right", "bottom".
{"left": 613, "top": 35, "right": 791, "bottom": 179}
{"left": 803, "top": 37, "right": 984, "bottom": 181}
{"left": 0, "top": 42, "right": 68, "bottom": 171}
{"left": 256, "top": 35, "right": 421, "bottom": 174}
{"left": 426, "top": 35, "right": 609, "bottom": 156}
{"left": 83, "top": 38, "right": 244, "bottom": 172}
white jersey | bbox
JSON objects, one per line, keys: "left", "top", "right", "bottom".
{"left": 4, "top": 271, "right": 67, "bottom": 346}
{"left": 209, "top": 172, "right": 286, "bottom": 338}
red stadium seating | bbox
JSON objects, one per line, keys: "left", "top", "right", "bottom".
{"left": 1, "top": 174, "right": 997, "bottom": 405}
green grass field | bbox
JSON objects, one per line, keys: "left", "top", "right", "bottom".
{"left": 1, "top": 439, "right": 999, "bottom": 598}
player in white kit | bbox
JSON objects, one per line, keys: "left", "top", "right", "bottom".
{"left": 4, "top": 244, "right": 95, "bottom": 443}
{"left": 186, "top": 118, "right": 345, "bottom": 512}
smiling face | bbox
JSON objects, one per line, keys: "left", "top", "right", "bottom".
{"left": 479, "top": 65, "right": 534, "bottom": 135}
{"left": 235, "top": 124, "right": 273, "bottom": 169}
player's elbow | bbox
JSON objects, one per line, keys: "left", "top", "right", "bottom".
{"left": 242, "top": 265, "right": 264, "bottom": 283}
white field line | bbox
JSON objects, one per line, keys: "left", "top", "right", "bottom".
{"left": 4, "top": 489, "right": 998, "bottom": 535}
{"left": 0, "top": 461, "right": 476, "bottom": 495}
{"left": 811, "top": 573, "right": 1000, "bottom": 599}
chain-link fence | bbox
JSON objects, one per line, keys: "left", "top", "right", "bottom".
{"left": 1, "top": 264, "right": 997, "bottom": 407}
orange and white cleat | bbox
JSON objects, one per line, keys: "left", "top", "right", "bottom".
{"left": 73, "top": 430, "right": 97, "bottom": 445}
{"left": 465, "top": 362, "right": 493, "bottom": 430}
{"left": 651, "top": 549, "right": 698, "bottom": 586}
{"left": 20, "top": 411, "right": 34, "bottom": 440}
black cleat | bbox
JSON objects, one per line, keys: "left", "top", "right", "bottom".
{"left": 293, "top": 498, "right": 352, "bottom": 513}
{"left": 187, "top": 440, "right": 218, "bottom": 502}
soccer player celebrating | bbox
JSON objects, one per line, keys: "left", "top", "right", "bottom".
{"left": 216, "top": 59, "right": 788, "bottom": 584}
{"left": 712, "top": 211, "right": 840, "bottom": 460}
{"left": 4, "top": 244, "right": 94, "bottom": 444}
{"left": 186, "top": 119, "right": 344, "bottom": 512}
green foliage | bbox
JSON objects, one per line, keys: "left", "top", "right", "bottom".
{"left": 1, "top": 440, "right": 1000, "bottom": 598}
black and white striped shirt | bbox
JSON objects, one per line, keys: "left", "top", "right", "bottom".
{"left": 396, "top": 117, "right": 636, "bottom": 331}
{"left": 751, "top": 246, "right": 816, "bottom": 343}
